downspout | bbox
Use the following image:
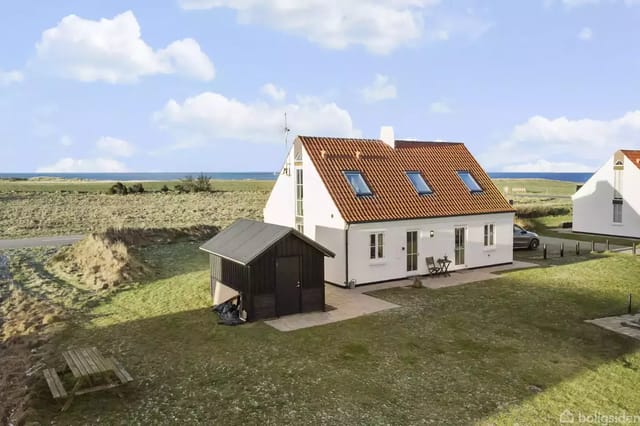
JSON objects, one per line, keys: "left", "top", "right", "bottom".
{"left": 344, "top": 224, "right": 350, "bottom": 287}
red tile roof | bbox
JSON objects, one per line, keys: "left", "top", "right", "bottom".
{"left": 299, "top": 136, "right": 514, "bottom": 224}
{"left": 622, "top": 150, "right": 640, "bottom": 169}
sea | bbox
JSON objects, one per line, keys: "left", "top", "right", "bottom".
{"left": 0, "top": 171, "right": 593, "bottom": 183}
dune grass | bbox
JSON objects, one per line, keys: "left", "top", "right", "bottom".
{"left": 0, "top": 179, "right": 274, "bottom": 193}
{"left": 26, "top": 243, "right": 640, "bottom": 424}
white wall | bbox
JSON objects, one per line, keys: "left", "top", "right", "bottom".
{"left": 346, "top": 212, "right": 514, "bottom": 285}
{"left": 301, "top": 145, "right": 346, "bottom": 238}
{"left": 573, "top": 155, "right": 640, "bottom": 238}
{"left": 264, "top": 140, "right": 346, "bottom": 235}
{"left": 316, "top": 225, "right": 346, "bottom": 284}
{"left": 263, "top": 147, "right": 296, "bottom": 227}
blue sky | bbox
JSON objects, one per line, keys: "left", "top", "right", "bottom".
{"left": 1, "top": 0, "right": 639, "bottom": 173}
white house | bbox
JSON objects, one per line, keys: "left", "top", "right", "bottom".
{"left": 264, "top": 128, "right": 515, "bottom": 287}
{"left": 573, "top": 150, "right": 640, "bottom": 239}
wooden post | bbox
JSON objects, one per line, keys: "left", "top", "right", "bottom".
{"left": 634, "top": 242, "right": 637, "bottom": 256}
{"left": 628, "top": 293, "right": 633, "bottom": 314}
{"left": 560, "top": 243, "right": 564, "bottom": 257}
{"left": 591, "top": 241, "right": 595, "bottom": 252}
{"left": 543, "top": 244, "right": 547, "bottom": 260}
{"left": 606, "top": 239, "right": 610, "bottom": 251}
{"left": 576, "top": 242, "right": 580, "bottom": 256}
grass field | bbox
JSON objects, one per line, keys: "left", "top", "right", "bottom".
{"left": 17, "top": 243, "right": 640, "bottom": 424}
{"left": 0, "top": 179, "right": 274, "bottom": 193}
{"left": 0, "top": 190, "right": 269, "bottom": 239}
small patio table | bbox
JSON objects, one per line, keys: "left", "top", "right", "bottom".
{"left": 437, "top": 258, "right": 452, "bottom": 276}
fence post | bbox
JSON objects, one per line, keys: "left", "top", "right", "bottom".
{"left": 576, "top": 242, "right": 580, "bottom": 256}
{"left": 560, "top": 243, "right": 564, "bottom": 257}
{"left": 629, "top": 293, "right": 633, "bottom": 314}
{"left": 634, "top": 242, "right": 637, "bottom": 256}
{"left": 591, "top": 241, "right": 595, "bottom": 252}
{"left": 543, "top": 244, "right": 547, "bottom": 260}
{"left": 606, "top": 239, "right": 610, "bottom": 252}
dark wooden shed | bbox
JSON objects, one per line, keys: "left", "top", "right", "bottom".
{"left": 199, "top": 219, "right": 335, "bottom": 321}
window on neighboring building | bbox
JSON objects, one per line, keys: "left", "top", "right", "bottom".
{"left": 613, "top": 200, "right": 623, "bottom": 223}
{"left": 295, "top": 220, "right": 304, "bottom": 233}
{"left": 369, "top": 233, "right": 384, "bottom": 260}
{"left": 344, "top": 171, "right": 373, "bottom": 196}
{"left": 484, "top": 224, "right": 495, "bottom": 247}
{"left": 457, "top": 171, "right": 483, "bottom": 192}
{"left": 405, "top": 171, "right": 433, "bottom": 195}
{"left": 295, "top": 168, "right": 304, "bottom": 217}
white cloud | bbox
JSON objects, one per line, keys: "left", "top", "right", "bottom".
{"left": 37, "top": 157, "right": 128, "bottom": 173}
{"left": 179, "top": 1, "right": 489, "bottom": 54}
{"left": 35, "top": 11, "right": 215, "bottom": 83}
{"left": 578, "top": 27, "right": 593, "bottom": 40}
{"left": 60, "top": 135, "right": 73, "bottom": 147}
{"left": 96, "top": 136, "right": 135, "bottom": 157}
{"left": 429, "top": 100, "right": 453, "bottom": 114}
{"left": 481, "top": 111, "right": 640, "bottom": 171}
{"left": 361, "top": 74, "right": 397, "bottom": 103}
{"left": 153, "top": 91, "right": 359, "bottom": 146}
{"left": 552, "top": 0, "right": 640, "bottom": 7}
{"left": 261, "top": 83, "right": 286, "bottom": 101}
{"left": 0, "top": 69, "right": 24, "bottom": 86}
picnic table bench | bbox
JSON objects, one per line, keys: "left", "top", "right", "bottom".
{"left": 43, "top": 347, "right": 133, "bottom": 411}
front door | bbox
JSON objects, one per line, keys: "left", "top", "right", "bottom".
{"left": 454, "top": 227, "right": 466, "bottom": 266}
{"left": 275, "top": 256, "right": 301, "bottom": 316}
{"left": 406, "top": 231, "right": 418, "bottom": 272}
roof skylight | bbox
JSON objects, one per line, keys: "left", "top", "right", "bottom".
{"left": 343, "top": 171, "right": 373, "bottom": 196}
{"left": 457, "top": 171, "right": 483, "bottom": 192}
{"left": 405, "top": 171, "right": 432, "bottom": 195}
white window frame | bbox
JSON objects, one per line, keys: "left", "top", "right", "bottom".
{"left": 484, "top": 223, "right": 496, "bottom": 248}
{"left": 369, "top": 232, "right": 385, "bottom": 261}
{"left": 295, "top": 168, "right": 303, "bottom": 217}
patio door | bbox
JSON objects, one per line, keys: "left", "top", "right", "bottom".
{"left": 406, "top": 231, "right": 418, "bottom": 272}
{"left": 454, "top": 227, "right": 466, "bottom": 266}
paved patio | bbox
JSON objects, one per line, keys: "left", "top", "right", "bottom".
{"left": 265, "top": 260, "right": 538, "bottom": 332}
{"left": 586, "top": 314, "right": 640, "bottom": 341}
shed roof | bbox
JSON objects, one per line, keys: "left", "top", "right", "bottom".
{"left": 199, "top": 218, "right": 334, "bottom": 265}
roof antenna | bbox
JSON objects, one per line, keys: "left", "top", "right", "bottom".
{"left": 282, "top": 112, "right": 292, "bottom": 175}
{"left": 284, "top": 112, "right": 291, "bottom": 146}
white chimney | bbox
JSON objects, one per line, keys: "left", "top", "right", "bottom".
{"left": 380, "top": 126, "right": 395, "bottom": 148}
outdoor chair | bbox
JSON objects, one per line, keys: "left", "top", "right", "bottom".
{"left": 425, "top": 256, "right": 442, "bottom": 277}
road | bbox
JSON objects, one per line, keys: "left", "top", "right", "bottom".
{"left": 0, "top": 235, "right": 84, "bottom": 250}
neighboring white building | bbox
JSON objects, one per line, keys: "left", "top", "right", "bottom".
{"left": 264, "top": 128, "right": 515, "bottom": 287}
{"left": 573, "top": 150, "right": 640, "bottom": 239}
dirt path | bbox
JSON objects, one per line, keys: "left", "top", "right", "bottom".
{"left": 0, "top": 235, "right": 84, "bottom": 250}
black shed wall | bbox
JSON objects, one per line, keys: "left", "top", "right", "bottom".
{"left": 209, "top": 233, "right": 326, "bottom": 321}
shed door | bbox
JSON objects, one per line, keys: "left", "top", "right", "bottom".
{"left": 276, "top": 256, "right": 301, "bottom": 316}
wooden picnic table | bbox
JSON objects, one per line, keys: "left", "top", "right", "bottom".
{"left": 43, "top": 347, "right": 133, "bottom": 411}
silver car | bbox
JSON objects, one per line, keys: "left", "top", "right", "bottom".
{"left": 513, "top": 224, "right": 540, "bottom": 250}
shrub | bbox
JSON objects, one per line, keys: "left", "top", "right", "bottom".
{"left": 129, "top": 183, "right": 145, "bottom": 194}
{"left": 160, "top": 184, "right": 169, "bottom": 193}
{"left": 194, "top": 173, "right": 212, "bottom": 192}
{"left": 108, "top": 182, "right": 128, "bottom": 195}
{"left": 515, "top": 205, "right": 571, "bottom": 219}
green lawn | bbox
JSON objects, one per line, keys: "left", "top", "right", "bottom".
{"left": 493, "top": 178, "right": 579, "bottom": 197}
{"left": 27, "top": 243, "right": 640, "bottom": 425}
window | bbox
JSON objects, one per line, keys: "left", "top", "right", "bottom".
{"left": 614, "top": 169, "right": 623, "bottom": 199}
{"left": 295, "top": 168, "right": 304, "bottom": 217}
{"left": 457, "top": 171, "right": 483, "bottom": 192}
{"left": 295, "top": 220, "right": 304, "bottom": 233}
{"left": 484, "top": 224, "right": 495, "bottom": 247}
{"left": 405, "top": 171, "right": 432, "bottom": 195}
{"left": 344, "top": 171, "right": 373, "bottom": 196}
{"left": 613, "top": 200, "right": 623, "bottom": 224}
{"left": 369, "top": 233, "right": 384, "bottom": 260}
